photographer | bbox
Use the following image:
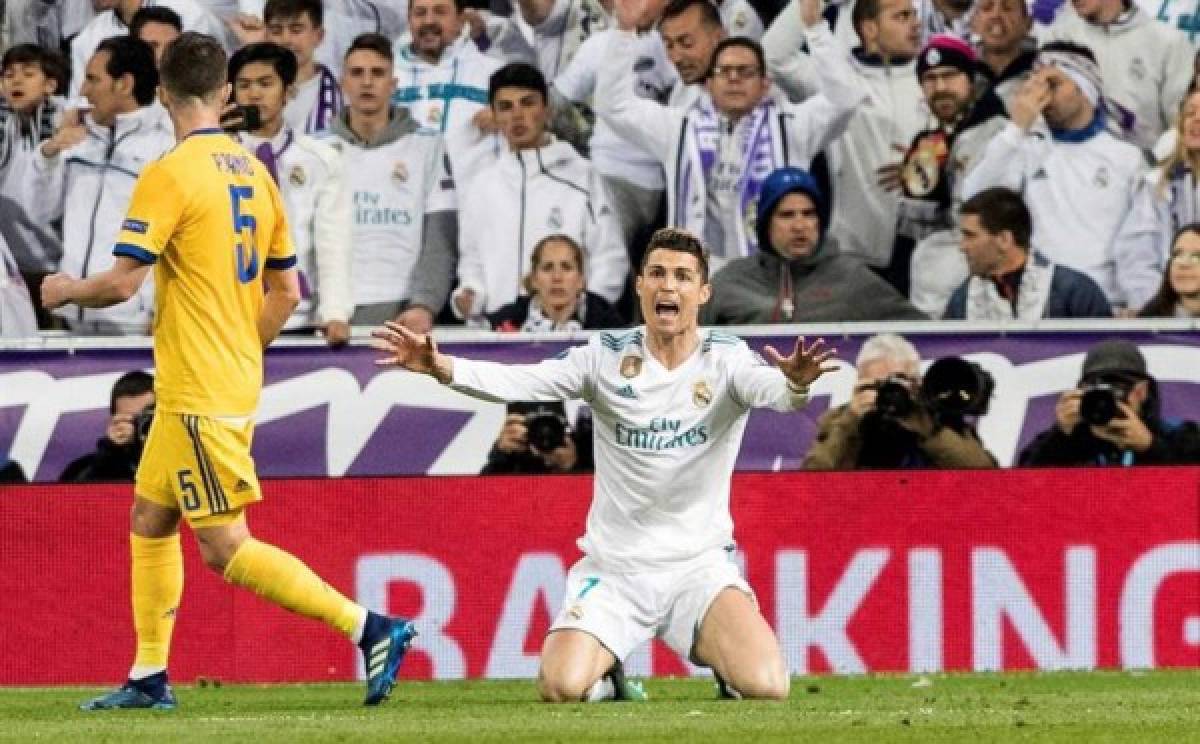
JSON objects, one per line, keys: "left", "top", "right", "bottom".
{"left": 1019, "top": 341, "right": 1200, "bottom": 467}
{"left": 60, "top": 370, "right": 155, "bottom": 483}
{"left": 481, "top": 402, "right": 594, "bottom": 475}
{"left": 802, "top": 333, "right": 997, "bottom": 470}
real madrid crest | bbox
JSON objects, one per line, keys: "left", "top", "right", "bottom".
{"left": 567, "top": 603, "right": 584, "bottom": 620}
{"left": 692, "top": 379, "right": 713, "bottom": 407}
{"left": 392, "top": 162, "right": 409, "bottom": 184}
{"left": 620, "top": 355, "right": 642, "bottom": 379}
{"left": 1093, "top": 166, "right": 1110, "bottom": 188}
{"left": 288, "top": 165, "right": 306, "bottom": 187}
{"left": 548, "top": 206, "right": 563, "bottom": 230}
{"left": 734, "top": 10, "right": 747, "bottom": 29}
{"left": 925, "top": 48, "right": 941, "bottom": 67}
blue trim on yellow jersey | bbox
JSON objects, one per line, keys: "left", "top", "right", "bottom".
{"left": 113, "top": 243, "right": 157, "bottom": 264}
{"left": 185, "top": 127, "right": 225, "bottom": 138}
{"left": 264, "top": 255, "right": 297, "bottom": 270}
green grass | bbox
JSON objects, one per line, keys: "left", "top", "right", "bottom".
{"left": 1, "top": 672, "right": 1199, "bottom": 742}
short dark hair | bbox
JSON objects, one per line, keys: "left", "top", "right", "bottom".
{"left": 110, "top": 370, "right": 154, "bottom": 413}
{"left": 852, "top": 0, "right": 882, "bottom": 39}
{"left": 229, "top": 42, "right": 298, "bottom": 89}
{"left": 160, "top": 32, "right": 227, "bottom": 102}
{"left": 960, "top": 187, "right": 1033, "bottom": 249}
{"left": 660, "top": 0, "right": 723, "bottom": 30}
{"left": 1, "top": 44, "right": 68, "bottom": 94}
{"left": 639, "top": 228, "right": 710, "bottom": 282}
{"left": 1039, "top": 39, "right": 1097, "bottom": 65}
{"left": 707, "top": 37, "right": 766, "bottom": 81}
{"left": 345, "top": 32, "right": 394, "bottom": 64}
{"left": 95, "top": 36, "right": 159, "bottom": 106}
{"left": 130, "top": 5, "right": 183, "bottom": 36}
{"left": 264, "top": 0, "right": 324, "bottom": 26}
{"left": 489, "top": 62, "right": 547, "bottom": 105}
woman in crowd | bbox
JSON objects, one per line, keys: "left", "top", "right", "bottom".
{"left": 1139, "top": 224, "right": 1200, "bottom": 318}
{"left": 484, "top": 234, "right": 625, "bottom": 332}
{"left": 1117, "top": 89, "right": 1200, "bottom": 313}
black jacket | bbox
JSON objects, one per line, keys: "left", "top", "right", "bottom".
{"left": 1018, "top": 418, "right": 1200, "bottom": 466}
{"left": 59, "top": 438, "right": 141, "bottom": 483}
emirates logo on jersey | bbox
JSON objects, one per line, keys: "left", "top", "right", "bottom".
{"left": 692, "top": 380, "right": 713, "bottom": 407}
{"left": 620, "top": 356, "right": 642, "bottom": 379}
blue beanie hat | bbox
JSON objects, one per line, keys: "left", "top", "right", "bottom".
{"left": 755, "top": 167, "right": 829, "bottom": 256}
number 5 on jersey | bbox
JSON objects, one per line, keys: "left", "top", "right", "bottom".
{"left": 229, "top": 184, "right": 259, "bottom": 283}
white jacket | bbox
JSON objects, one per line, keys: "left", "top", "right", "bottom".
{"left": 0, "top": 233, "right": 36, "bottom": 338}
{"left": 1114, "top": 163, "right": 1197, "bottom": 312}
{"left": 962, "top": 120, "right": 1145, "bottom": 306}
{"left": 69, "top": 0, "right": 227, "bottom": 99}
{"left": 237, "top": 128, "right": 353, "bottom": 328}
{"left": 392, "top": 36, "right": 502, "bottom": 137}
{"left": 595, "top": 23, "right": 864, "bottom": 261}
{"left": 453, "top": 136, "right": 628, "bottom": 316}
{"left": 1040, "top": 5, "right": 1193, "bottom": 151}
{"left": 37, "top": 106, "right": 175, "bottom": 333}
{"left": 765, "top": 22, "right": 926, "bottom": 266}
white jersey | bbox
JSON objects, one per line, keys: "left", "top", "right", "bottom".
{"left": 328, "top": 121, "right": 456, "bottom": 307}
{"left": 392, "top": 36, "right": 502, "bottom": 136}
{"left": 0, "top": 233, "right": 36, "bottom": 338}
{"left": 283, "top": 65, "right": 343, "bottom": 136}
{"left": 450, "top": 328, "right": 810, "bottom": 570}
{"left": 530, "top": 0, "right": 612, "bottom": 80}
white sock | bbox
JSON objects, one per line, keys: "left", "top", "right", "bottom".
{"left": 349, "top": 607, "right": 369, "bottom": 644}
{"left": 586, "top": 677, "right": 615, "bottom": 702}
{"left": 128, "top": 664, "right": 166, "bottom": 681}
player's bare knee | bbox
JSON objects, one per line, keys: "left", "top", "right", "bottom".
{"left": 733, "top": 666, "right": 790, "bottom": 701}
{"left": 536, "top": 667, "right": 592, "bottom": 703}
{"left": 129, "top": 499, "right": 180, "bottom": 538}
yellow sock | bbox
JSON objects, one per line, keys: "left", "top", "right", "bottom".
{"left": 130, "top": 533, "right": 183, "bottom": 674}
{"left": 223, "top": 537, "right": 363, "bottom": 639}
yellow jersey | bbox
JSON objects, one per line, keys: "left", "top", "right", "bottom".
{"left": 114, "top": 128, "right": 295, "bottom": 416}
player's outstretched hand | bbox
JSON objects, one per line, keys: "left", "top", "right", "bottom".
{"left": 764, "top": 336, "right": 838, "bottom": 389}
{"left": 371, "top": 321, "right": 452, "bottom": 383}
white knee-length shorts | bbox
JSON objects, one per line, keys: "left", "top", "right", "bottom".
{"left": 549, "top": 547, "right": 754, "bottom": 663}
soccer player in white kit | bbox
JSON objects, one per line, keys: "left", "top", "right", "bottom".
{"left": 372, "top": 228, "right": 836, "bottom": 702}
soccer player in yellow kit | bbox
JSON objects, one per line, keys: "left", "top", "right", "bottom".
{"left": 41, "top": 32, "right": 414, "bottom": 710}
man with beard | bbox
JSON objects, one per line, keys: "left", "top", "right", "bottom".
{"left": 962, "top": 41, "right": 1144, "bottom": 310}
{"left": 894, "top": 34, "right": 1007, "bottom": 313}
{"left": 801, "top": 332, "right": 996, "bottom": 470}
{"left": 393, "top": 0, "right": 501, "bottom": 137}
{"left": 1040, "top": 0, "right": 1193, "bottom": 151}
{"left": 701, "top": 166, "right": 924, "bottom": 323}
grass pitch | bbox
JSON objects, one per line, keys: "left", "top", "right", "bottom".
{"left": 2, "top": 672, "right": 1199, "bottom": 742}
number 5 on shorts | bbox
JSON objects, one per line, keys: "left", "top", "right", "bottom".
{"left": 177, "top": 469, "right": 202, "bottom": 511}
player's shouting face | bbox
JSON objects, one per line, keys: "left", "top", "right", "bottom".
{"left": 636, "top": 246, "right": 711, "bottom": 338}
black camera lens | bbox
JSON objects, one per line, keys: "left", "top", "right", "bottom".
{"left": 875, "top": 379, "right": 914, "bottom": 418}
{"left": 1080, "top": 384, "right": 1121, "bottom": 426}
{"left": 526, "top": 412, "right": 567, "bottom": 452}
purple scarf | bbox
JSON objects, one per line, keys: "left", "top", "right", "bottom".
{"left": 307, "top": 64, "right": 343, "bottom": 134}
{"left": 689, "top": 96, "right": 779, "bottom": 256}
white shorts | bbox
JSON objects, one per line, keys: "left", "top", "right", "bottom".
{"left": 549, "top": 547, "right": 754, "bottom": 663}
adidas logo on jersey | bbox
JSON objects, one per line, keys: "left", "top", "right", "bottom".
{"left": 615, "top": 384, "right": 638, "bottom": 399}
{"left": 234, "top": 479, "right": 252, "bottom": 493}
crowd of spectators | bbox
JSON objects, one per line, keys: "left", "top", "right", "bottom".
{"left": 3, "top": 0, "right": 1200, "bottom": 338}
{"left": 4, "top": 0, "right": 1200, "bottom": 476}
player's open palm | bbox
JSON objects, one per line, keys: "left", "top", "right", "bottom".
{"left": 371, "top": 321, "right": 445, "bottom": 379}
{"left": 764, "top": 336, "right": 837, "bottom": 389}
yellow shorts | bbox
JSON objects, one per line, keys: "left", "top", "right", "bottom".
{"left": 136, "top": 412, "right": 262, "bottom": 525}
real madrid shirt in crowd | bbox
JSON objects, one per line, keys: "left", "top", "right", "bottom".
{"left": 448, "top": 328, "right": 811, "bottom": 571}
{"left": 532, "top": 0, "right": 612, "bottom": 80}
{"left": 328, "top": 110, "right": 456, "bottom": 308}
{"left": 239, "top": 127, "right": 353, "bottom": 328}
{"left": 392, "top": 35, "right": 503, "bottom": 136}
{"left": 718, "top": 0, "right": 764, "bottom": 40}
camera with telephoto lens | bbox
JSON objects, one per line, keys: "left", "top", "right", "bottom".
{"left": 507, "top": 402, "right": 570, "bottom": 453}
{"left": 1079, "top": 380, "right": 1134, "bottom": 426}
{"left": 133, "top": 404, "right": 155, "bottom": 446}
{"left": 871, "top": 357, "right": 994, "bottom": 420}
